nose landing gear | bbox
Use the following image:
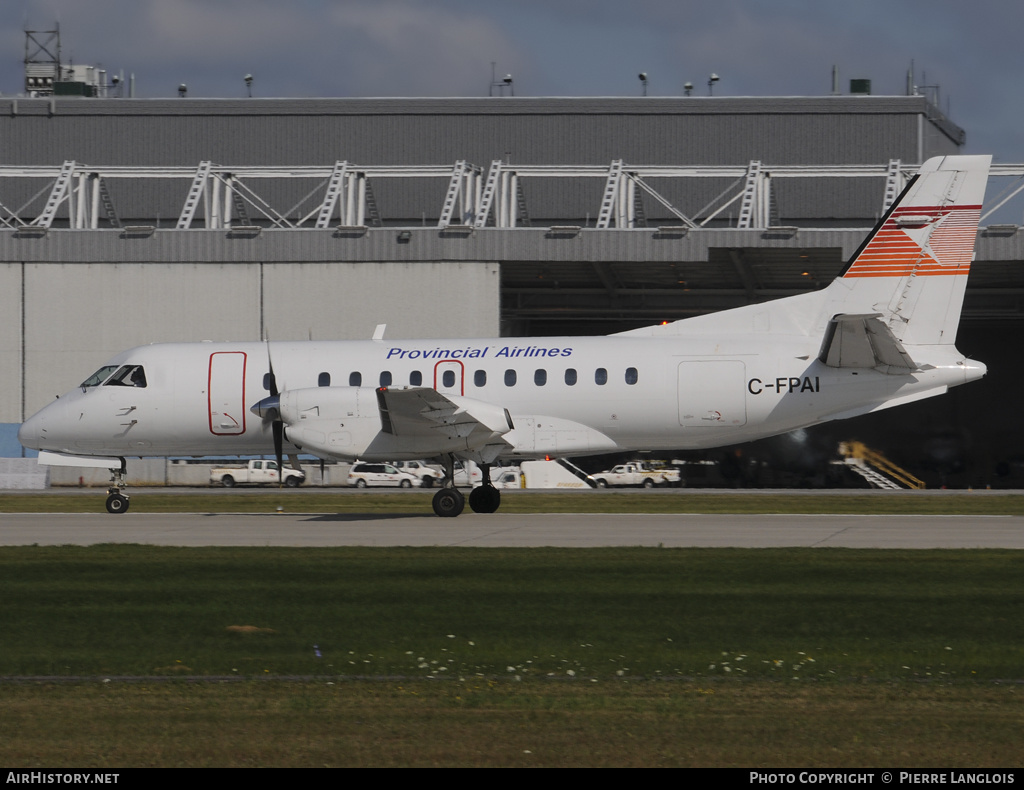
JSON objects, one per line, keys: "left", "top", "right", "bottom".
{"left": 105, "top": 491, "right": 130, "bottom": 513}
{"left": 104, "top": 458, "right": 130, "bottom": 514}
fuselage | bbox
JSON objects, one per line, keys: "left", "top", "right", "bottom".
{"left": 18, "top": 331, "right": 985, "bottom": 462}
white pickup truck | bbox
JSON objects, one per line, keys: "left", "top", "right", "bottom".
{"left": 592, "top": 463, "right": 679, "bottom": 488}
{"left": 210, "top": 460, "right": 305, "bottom": 487}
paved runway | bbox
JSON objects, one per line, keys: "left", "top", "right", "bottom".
{"left": 1, "top": 512, "right": 1022, "bottom": 548}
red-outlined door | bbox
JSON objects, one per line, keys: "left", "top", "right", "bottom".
{"left": 209, "top": 351, "right": 247, "bottom": 435}
{"left": 434, "top": 359, "right": 465, "bottom": 395}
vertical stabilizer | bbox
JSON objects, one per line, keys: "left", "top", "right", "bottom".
{"left": 833, "top": 155, "right": 990, "bottom": 347}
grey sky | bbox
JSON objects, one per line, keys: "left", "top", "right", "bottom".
{"left": 5, "top": 0, "right": 1022, "bottom": 161}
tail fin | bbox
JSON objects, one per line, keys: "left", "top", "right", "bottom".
{"left": 830, "top": 154, "right": 990, "bottom": 347}
{"left": 613, "top": 155, "right": 990, "bottom": 348}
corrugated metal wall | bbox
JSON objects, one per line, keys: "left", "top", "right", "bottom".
{"left": 0, "top": 96, "right": 961, "bottom": 224}
{"left": 1, "top": 259, "right": 499, "bottom": 422}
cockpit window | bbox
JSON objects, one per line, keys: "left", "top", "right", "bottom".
{"left": 104, "top": 365, "right": 147, "bottom": 388}
{"left": 80, "top": 365, "right": 119, "bottom": 388}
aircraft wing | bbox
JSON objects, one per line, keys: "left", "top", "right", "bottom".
{"left": 818, "top": 313, "right": 917, "bottom": 372}
{"left": 375, "top": 386, "right": 514, "bottom": 446}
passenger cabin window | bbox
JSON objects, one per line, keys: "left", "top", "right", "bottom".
{"left": 534, "top": 369, "right": 547, "bottom": 386}
{"left": 263, "top": 373, "right": 276, "bottom": 392}
{"left": 410, "top": 371, "right": 423, "bottom": 386}
{"left": 380, "top": 371, "right": 393, "bottom": 387}
{"left": 349, "top": 372, "right": 362, "bottom": 386}
{"left": 442, "top": 370, "right": 456, "bottom": 388}
{"left": 318, "top": 372, "right": 331, "bottom": 387}
{"left": 564, "top": 368, "right": 577, "bottom": 386}
{"left": 81, "top": 365, "right": 119, "bottom": 388}
{"left": 625, "top": 367, "right": 638, "bottom": 385}
{"left": 105, "top": 365, "right": 147, "bottom": 388}
{"left": 595, "top": 368, "right": 608, "bottom": 385}
{"left": 504, "top": 369, "right": 517, "bottom": 387}
{"left": 474, "top": 370, "right": 487, "bottom": 387}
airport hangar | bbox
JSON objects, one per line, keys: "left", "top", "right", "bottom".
{"left": 1, "top": 94, "right": 1022, "bottom": 487}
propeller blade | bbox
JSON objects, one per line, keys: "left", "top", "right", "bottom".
{"left": 265, "top": 338, "right": 279, "bottom": 398}
{"left": 273, "top": 420, "right": 284, "bottom": 485}
{"left": 264, "top": 335, "right": 283, "bottom": 484}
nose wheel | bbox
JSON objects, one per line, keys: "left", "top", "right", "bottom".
{"left": 104, "top": 458, "right": 130, "bottom": 514}
{"left": 105, "top": 491, "right": 130, "bottom": 514}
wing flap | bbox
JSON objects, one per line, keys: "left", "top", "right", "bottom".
{"left": 376, "top": 387, "right": 514, "bottom": 447}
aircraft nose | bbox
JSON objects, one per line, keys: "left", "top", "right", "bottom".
{"left": 18, "top": 409, "right": 44, "bottom": 450}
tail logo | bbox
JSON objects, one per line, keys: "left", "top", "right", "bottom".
{"left": 844, "top": 204, "right": 981, "bottom": 279}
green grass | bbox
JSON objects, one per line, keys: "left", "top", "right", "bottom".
{"left": 2, "top": 545, "right": 1022, "bottom": 766}
{"left": 1, "top": 546, "right": 1021, "bottom": 681}
{"left": 3, "top": 490, "right": 1024, "bottom": 514}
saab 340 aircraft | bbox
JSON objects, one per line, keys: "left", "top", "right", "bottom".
{"left": 19, "top": 155, "right": 991, "bottom": 517}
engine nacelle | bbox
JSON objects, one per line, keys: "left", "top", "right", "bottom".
{"left": 272, "top": 386, "right": 518, "bottom": 461}
{"left": 276, "top": 386, "right": 383, "bottom": 460}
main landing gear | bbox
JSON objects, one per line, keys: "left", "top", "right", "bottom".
{"left": 468, "top": 464, "right": 500, "bottom": 514}
{"left": 430, "top": 455, "right": 501, "bottom": 518}
{"left": 105, "top": 458, "right": 130, "bottom": 514}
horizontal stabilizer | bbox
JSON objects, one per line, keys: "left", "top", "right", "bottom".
{"left": 818, "top": 313, "right": 917, "bottom": 372}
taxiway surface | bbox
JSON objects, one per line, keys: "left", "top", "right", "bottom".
{"left": 1, "top": 512, "right": 1022, "bottom": 548}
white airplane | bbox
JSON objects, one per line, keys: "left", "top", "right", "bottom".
{"left": 19, "top": 154, "right": 990, "bottom": 517}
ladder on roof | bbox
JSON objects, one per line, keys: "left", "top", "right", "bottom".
{"left": 35, "top": 160, "right": 76, "bottom": 227}
{"left": 438, "top": 160, "right": 468, "bottom": 227}
{"left": 231, "top": 186, "right": 251, "bottom": 225}
{"left": 882, "top": 159, "right": 903, "bottom": 212}
{"left": 631, "top": 176, "right": 647, "bottom": 228}
{"left": 737, "top": 160, "right": 763, "bottom": 229}
{"left": 177, "top": 160, "right": 212, "bottom": 229}
{"left": 596, "top": 159, "right": 624, "bottom": 228}
{"left": 97, "top": 177, "right": 120, "bottom": 228}
{"left": 314, "top": 161, "right": 348, "bottom": 228}
{"left": 474, "top": 160, "right": 503, "bottom": 228}
{"left": 363, "top": 177, "right": 381, "bottom": 227}
{"left": 515, "top": 177, "right": 531, "bottom": 227}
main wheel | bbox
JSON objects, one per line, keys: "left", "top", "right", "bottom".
{"left": 105, "top": 493, "right": 130, "bottom": 514}
{"left": 221, "top": 475, "right": 236, "bottom": 488}
{"left": 432, "top": 487, "right": 465, "bottom": 518}
{"left": 468, "top": 485, "right": 501, "bottom": 514}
